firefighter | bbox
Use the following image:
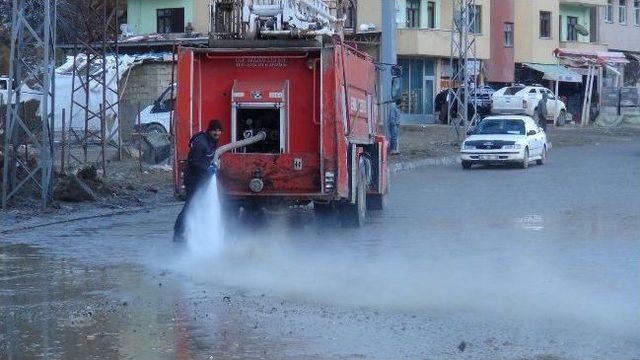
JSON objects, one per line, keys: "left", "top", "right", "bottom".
{"left": 173, "top": 119, "right": 222, "bottom": 242}
{"left": 388, "top": 98, "right": 402, "bottom": 155}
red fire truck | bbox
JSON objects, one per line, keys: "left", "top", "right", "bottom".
{"left": 173, "top": 3, "right": 388, "bottom": 226}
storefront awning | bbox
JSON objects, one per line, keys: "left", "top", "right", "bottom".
{"left": 523, "top": 63, "right": 582, "bottom": 83}
{"left": 553, "top": 48, "right": 630, "bottom": 65}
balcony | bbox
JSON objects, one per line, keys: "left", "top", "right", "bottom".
{"left": 397, "top": 28, "right": 490, "bottom": 59}
{"left": 560, "top": 0, "right": 607, "bottom": 5}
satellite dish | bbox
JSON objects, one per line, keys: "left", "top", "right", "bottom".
{"left": 574, "top": 23, "right": 589, "bottom": 36}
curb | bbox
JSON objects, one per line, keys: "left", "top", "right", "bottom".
{"left": 390, "top": 155, "right": 460, "bottom": 174}
{"left": 1, "top": 202, "right": 182, "bottom": 235}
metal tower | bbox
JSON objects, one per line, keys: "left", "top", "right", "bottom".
{"left": 2, "top": 0, "right": 57, "bottom": 208}
{"left": 448, "top": 0, "right": 479, "bottom": 141}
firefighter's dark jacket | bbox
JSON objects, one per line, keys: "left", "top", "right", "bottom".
{"left": 184, "top": 132, "right": 217, "bottom": 190}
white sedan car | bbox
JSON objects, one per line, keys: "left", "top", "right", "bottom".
{"left": 460, "top": 115, "right": 549, "bottom": 169}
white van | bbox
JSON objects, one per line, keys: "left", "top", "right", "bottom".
{"left": 136, "top": 83, "right": 176, "bottom": 134}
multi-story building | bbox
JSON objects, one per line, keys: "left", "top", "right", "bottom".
{"left": 599, "top": 0, "right": 640, "bottom": 85}
{"left": 127, "top": 0, "right": 211, "bottom": 35}
{"left": 356, "top": 0, "right": 490, "bottom": 123}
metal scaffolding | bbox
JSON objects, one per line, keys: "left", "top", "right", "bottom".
{"left": 2, "top": 0, "right": 57, "bottom": 208}
{"left": 448, "top": 0, "right": 479, "bottom": 141}
{"left": 66, "top": 0, "right": 121, "bottom": 176}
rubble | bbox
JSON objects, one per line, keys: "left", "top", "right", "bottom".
{"left": 53, "top": 173, "right": 98, "bottom": 202}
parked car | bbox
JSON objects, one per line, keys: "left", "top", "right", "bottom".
{"left": 460, "top": 115, "right": 549, "bottom": 169}
{"left": 434, "top": 85, "right": 495, "bottom": 124}
{"left": 135, "top": 83, "right": 176, "bottom": 134}
{"left": 491, "top": 85, "right": 568, "bottom": 125}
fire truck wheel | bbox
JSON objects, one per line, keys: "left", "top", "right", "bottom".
{"left": 340, "top": 169, "right": 367, "bottom": 227}
{"left": 313, "top": 202, "right": 334, "bottom": 216}
{"left": 367, "top": 168, "right": 389, "bottom": 210}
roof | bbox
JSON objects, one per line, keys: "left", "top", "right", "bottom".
{"left": 484, "top": 115, "right": 534, "bottom": 121}
{"left": 523, "top": 63, "right": 582, "bottom": 83}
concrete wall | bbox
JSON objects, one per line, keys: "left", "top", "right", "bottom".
{"left": 357, "top": 0, "right": 382, "bottom": 29}
{"left": 119, "top": 62, "right": 174, "bottom": 141}
{"left": 127, "top": 0, "right": 196, "bottom": 35}
{"left": 486, "top": 0, "right": 515, "bottom": 83}
{"left": 600, "top": 0, "right": 640, "bottom": 52}
{"left": 515, "top": 0, "right": 560, "bottom": 64}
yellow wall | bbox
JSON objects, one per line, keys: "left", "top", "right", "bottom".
{"left": 192, "top": 0, "right": 211, "bottom": 34}
{"left": 514, "top": 0, "right": 560, "bottom": 64}
{"left": 394, "top": 0, "right": 491, "bottom": 59}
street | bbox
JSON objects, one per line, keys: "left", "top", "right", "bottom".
{"left": 2, "top": 140, "right": 639, "bottom": 360}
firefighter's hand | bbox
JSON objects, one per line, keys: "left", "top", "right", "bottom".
{"left": 207, "top": 164, "right": 217, "bottom": 176}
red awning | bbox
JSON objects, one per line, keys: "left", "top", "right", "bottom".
{"left": 553, "top": 48, "right": 629, "bottom": 65}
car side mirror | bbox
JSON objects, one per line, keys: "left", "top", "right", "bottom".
{"left": 527, "top": 130, "right": 537, "bottom": 136}
{"left": 466, "top": 129, "right": 474, "bottom": 135}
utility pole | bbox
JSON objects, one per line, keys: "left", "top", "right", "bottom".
{"left": 448, "top": 0, "right": 478, "bottom": 141}
{"left": 2, "top": 0, "right": 57, "bottom": 209}
{"left": 381, "top": 0, "right": 397, "bottom": 128}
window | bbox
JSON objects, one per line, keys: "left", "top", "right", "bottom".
{"left": 406, "top": 0, "right": 420, "bottom": 28}
{"left": 469, "top": 5, "right": 482, "bottom": 33}
{"left": 427, "top": 1, "right": 436, "bottom": 29}
{"left": 157, "top": 8, "right": 185, "bottom": 33}
{"left": 635, "top": 0, "right": 640, "bottom": 25}
{"left": 540, "top": 11, "right": 551, "bottom": 38}
{"left": 620, "top": 0, "right": 628, "bottom": 23}
{"left": 503, "top": 22, "right": 513, "bottom": 47}
{"left": 344, "top": 0, "right": 356, "bottom": 29}
{"left": 605, "top": 0, "right": 614, "bottom": 22}
{"left": 567, "top": 16, "right": 579, "bottom": 41}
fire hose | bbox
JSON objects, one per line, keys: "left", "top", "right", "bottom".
{"left": 209, "top": 131, "right": 267, "bottom": 175}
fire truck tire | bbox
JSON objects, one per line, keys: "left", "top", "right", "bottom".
{"left": 367, "top": 168, "right": 389, "bottom": 210}
{"left": 340, "top": 169, "right": 367, "bottom": 227}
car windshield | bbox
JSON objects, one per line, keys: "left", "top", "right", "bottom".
{"left": 475, "top": 119, "right": 525, "bottom": 135}
{"left": 503, "top": 86, "right": 524, "bottom": 95}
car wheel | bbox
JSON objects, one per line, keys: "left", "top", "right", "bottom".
{"left": 340, "top": 167, "right": 367, "bottom": 227}
{"left": 537, "top": 146, "right": 547, "bottom": 165}
{"left": 520, "top": 148, "right": 529, "bottom": 169}
{"left": 461, "top": 160, "right": 473, "bottom": 170}
{"left": 557, "top": 110, "right": 567, "bottom": 126}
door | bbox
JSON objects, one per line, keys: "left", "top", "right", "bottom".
{"left": 423, "top": 76, "right": 435, "bottom": 122}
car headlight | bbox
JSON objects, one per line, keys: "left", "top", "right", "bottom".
{"left": 503, "top": 144, "right": 523, "bottom": 150}
{"left": 462, "top": 143, "right": 475, "bottom": 150}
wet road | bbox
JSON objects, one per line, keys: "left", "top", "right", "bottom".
{"left": 2, "top": 141, "right": 640, "bottom": 360}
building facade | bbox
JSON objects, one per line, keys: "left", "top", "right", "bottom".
{"left": 127, "top": 0, "right": 211, "bottom": 35}
{"left": 599, "top": 0, "right": 640, "bottom": 85}
{"left": 485, "top": 0, "right": 515, "bottom": 86}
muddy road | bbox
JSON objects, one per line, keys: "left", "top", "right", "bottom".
{"left": 2, "top": 141, "right": 640, "bottom": 360}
